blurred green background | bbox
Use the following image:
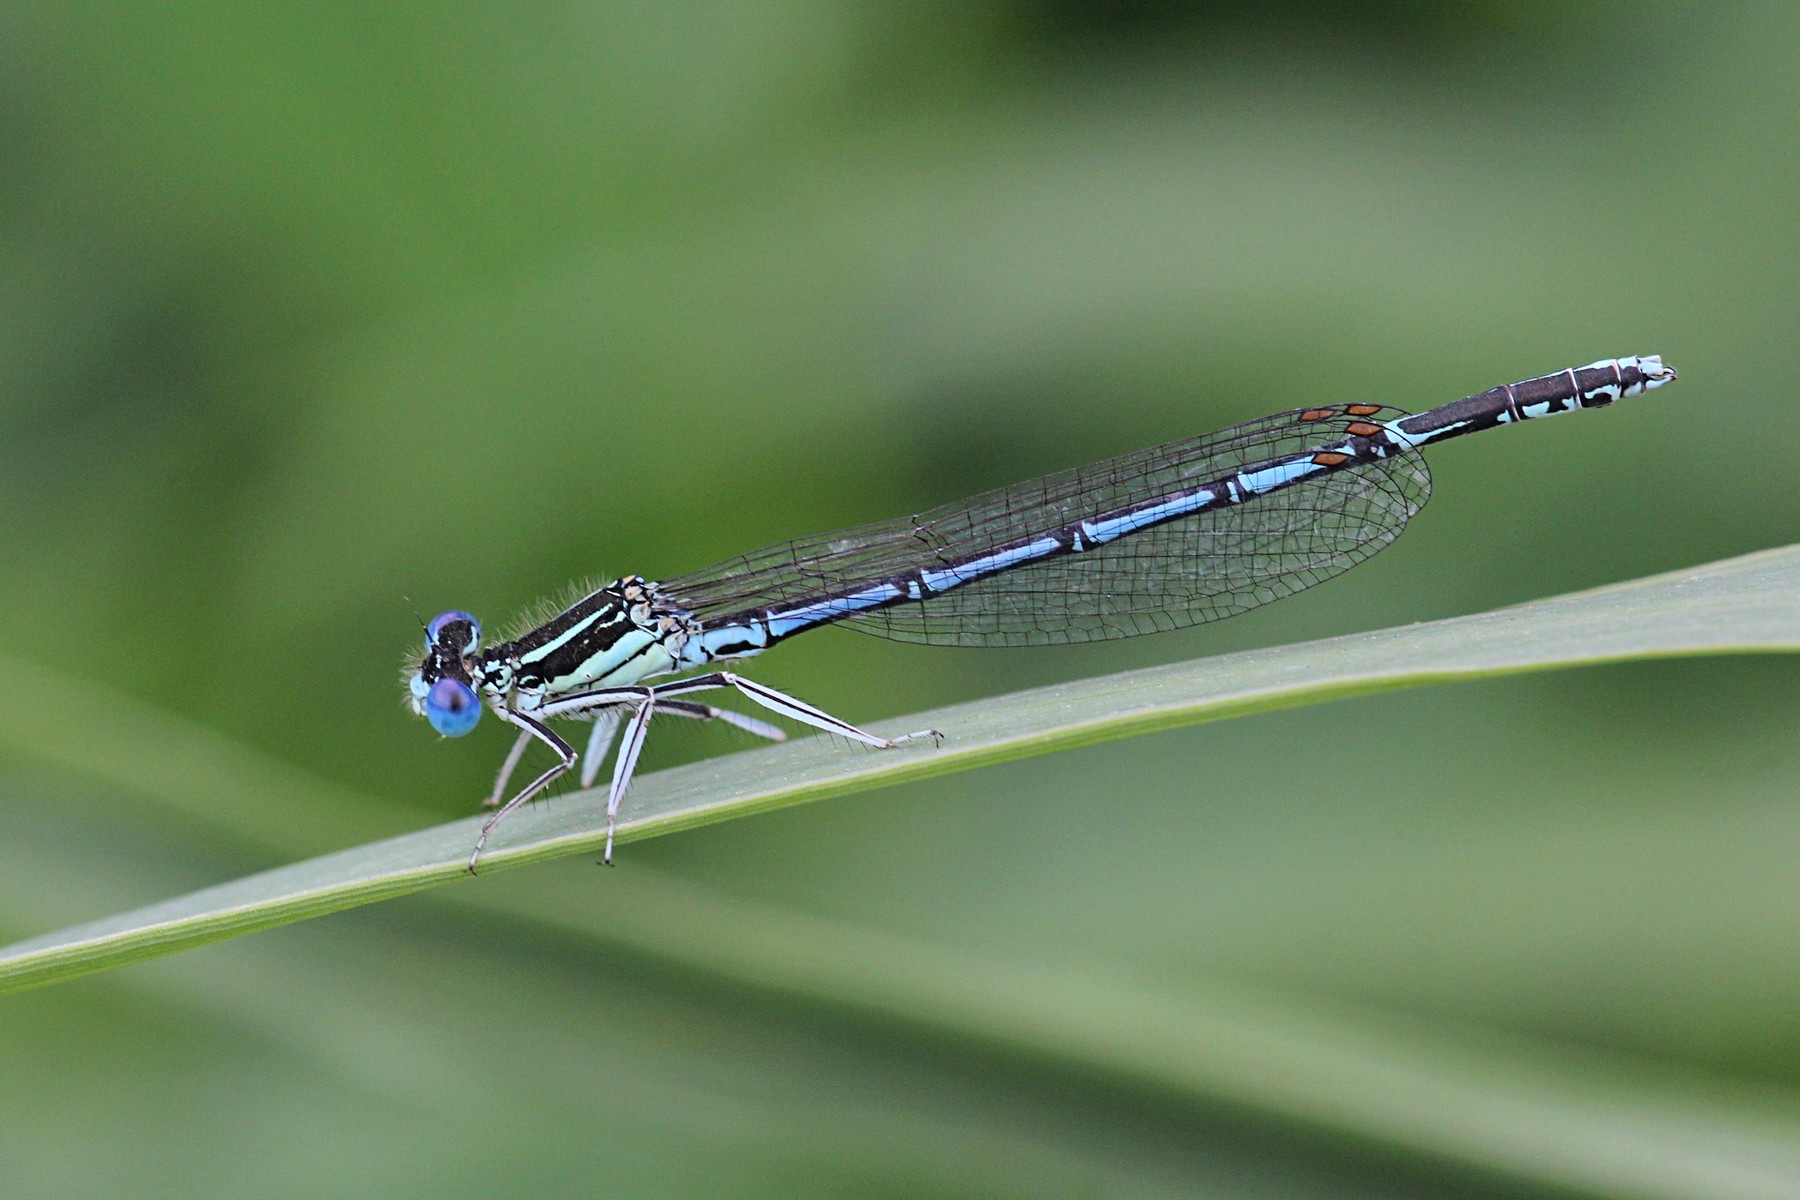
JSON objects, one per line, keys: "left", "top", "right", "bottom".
{"left": 3, "top": 2, "right": 1799, "bottom": 1196}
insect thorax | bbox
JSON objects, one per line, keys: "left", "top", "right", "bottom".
{"left": 476, "top": 577, "right": 703, "bottom": 711}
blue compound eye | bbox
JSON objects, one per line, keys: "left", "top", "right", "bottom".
{"left": 425, "top": 678, "right": 481, "bottom": 737}
{"left": 426, "top": 610, "right": 481, "bottom": 651}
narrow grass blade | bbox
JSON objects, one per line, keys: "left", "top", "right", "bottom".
{"left": 1, "top": 545, "right": 1796, "bottom": 995}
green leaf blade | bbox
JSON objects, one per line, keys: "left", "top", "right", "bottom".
{"left": 3, "top": 544, "right": 1797, "bottom": 996}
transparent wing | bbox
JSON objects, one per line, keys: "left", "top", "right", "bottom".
{"left": 663, "top": 405, "right": 1431, "bottom": 647}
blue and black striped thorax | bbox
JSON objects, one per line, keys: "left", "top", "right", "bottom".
{"left": 471, "top": 577, "right": 706, "bottom": 707}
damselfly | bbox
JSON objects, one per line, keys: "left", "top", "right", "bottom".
{"left": 408, "top": 355, "right": 1676, "bottom": 869}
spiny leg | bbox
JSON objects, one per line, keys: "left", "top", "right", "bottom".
{"left": 496, "top": 693, "right": 748, "bottom": 797}
{"left": 578, "top": 708, "right": 625, "bottom": 790}
{"left": 589, "top": 696, "right": 787, "bottom": 862}
{"left": 521, "top": 675, "right": 933, "bottom": 867}
{"left": 486, "top": 730, "right": 535, "bottom": 810}
{"left": 506, "top": 684, "right": 676, "bottom": 866}
{"left": 468, "top": 709, "right": 576, "bottom": 874}
{"left": 655, "top": 671, "right": 942, "bottom": 749}
{"left": 575, "top": 701, "right": 785, "bottom": 790}
{"left": 654, "top": 699, "right": 786, "bottom": 743}
{"left": 604, "top": 699, "right": 656, "bottom": 865}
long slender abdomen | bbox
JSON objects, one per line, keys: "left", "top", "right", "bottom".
{"left": 1390, "top": 355, "right": 1675, "bottom": 450}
